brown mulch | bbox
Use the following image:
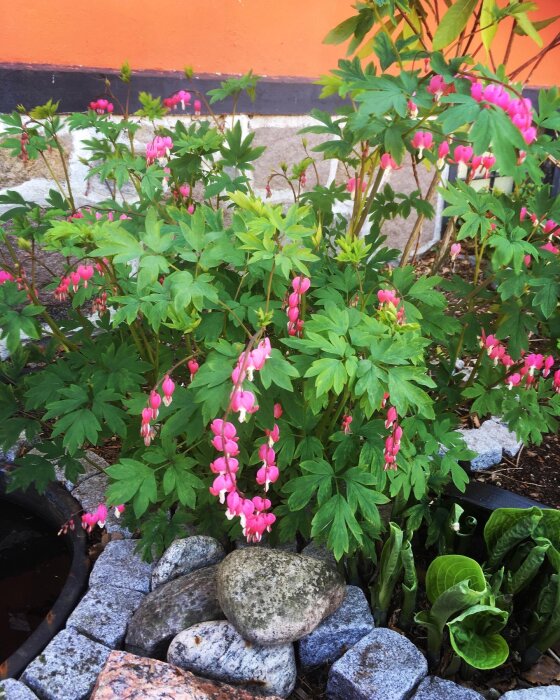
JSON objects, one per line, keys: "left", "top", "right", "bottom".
{"left": 475, "top": 431, "right": 560, "bottom": 509}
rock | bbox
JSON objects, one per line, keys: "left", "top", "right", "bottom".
{"left": 54, "top": 450, "right": 107, "bottom": 490}
{"left": 298, "top": 585, "right": 375, "bottom": 669}
{"left": 168, "top": 620, "right": 296, "bottom": 698}
{"left": 89, "top": 540, "right": 153, "bottom": 594}
{"left": 151, "top": 536, "right": 225, "bottom": 589}
{"left": 501, "top": 689, "right": 560, "bottom": 699}
{"left": 300, "top": 541, "right": 337, "bottom": 567}
{"left": 457, "top": 418, "right": 523, "bottom": 471}
{"left": 66, "top": 584, "right": 145, "bottom": 648}
{"left": 71, "top": 473, "right": 130, "bottom": 536}
{"left": 125, "top": 565, "right": 223, "bottom": 657}
{"left": 90, "top": 649, "right": 283, "bottom": 700}
{"left": 412, "top": 676, "right": 484, "bottom": 699}
{"left": 20, "top": 628, "right": 110, "bottom": 700}
{"left": 487, "top": 418, "right": 523, "bottom": 457}
{"left": 217, "top": 548, "right": 345, "bottom": 645}
{"left": 0, "top": 679, "right": 39, "bottom": 699}
{"left": 326, "top": 628, "right": 428, "bottom": 700}
{"left": 457, "top": 426, "right": 503, "bottom": 471}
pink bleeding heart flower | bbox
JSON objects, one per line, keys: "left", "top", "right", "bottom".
{"left": 230, "top": 390, "right": 257, "bottom": 423}
{"left": 162, "top": 374, "right": 175, "bottom": 407}
{"left": 543, "top": 356, "right": 554, "bottom": 377}
{"left": 210, "top": 419, "right": 238, "bottom": 440}
{"left": 188, "top": 359, "right": 199, "bottom": 380}
{"left": 273, "top": 403, "right": 283, "bottom": 419}
{"left": 95, "top": 504, "right": 108, "bottom": 528}
{"left": 437, "top": 141, "right": 450, "bottom": 168}
{"left": 292, "top": 276, "right": 311, "bottom": 294}
{"left": 209, "top": 473, "right": 237, "bottom": 504}
{"left": 454, "top": 145, "right": 474, "bottom": 165}
{"left": 385, "top": 406, "right": 397, "bottom": 429}
{"left": 450, "top": 243, "right": 461, "bottom": 260}
{"left": 380, "top": 153, "right": 398, "bottom": 171}
{"left": 149, "top": 390, "right": 162, "bottom": 419}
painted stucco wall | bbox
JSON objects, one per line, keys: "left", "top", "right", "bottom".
{"left": 0, "top": 0, "right": 558, "bottom": 85}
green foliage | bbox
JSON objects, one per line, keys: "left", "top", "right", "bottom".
{"left": 0, "top": 8, "right": 559, "bottom": 683}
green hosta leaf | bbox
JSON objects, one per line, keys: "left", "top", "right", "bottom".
{"left": 484, "top": 507, "right": 543, "bottom": 568}
{"left": 448, "top": 605, "right": 509, "bottom": 670}
{"left": 371, "top": 522, "right": 403, "bottom": 621}
{"left": 426, "top": 555, "right": 487, "bottom": 604}
{"left": 433, "top": 0, "right": 479, "bottom": 50}
{"left": 509, "top": 538, "right": 550, "bottom": 594}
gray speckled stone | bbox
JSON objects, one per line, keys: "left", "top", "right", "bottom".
{"left": 298, "top": 585, "right": 375, "bottom": 669}
{"left": 301, "top": 541, "right": 337, "bottom": 567}
{"left": 125, "top": 564, "right": 223, "bottom": 658}
{"left": 217, "top": 548, "right": 345, "bottom": 646}
{"left": 412, "top": 676, "right": 484, "bottom": 699}
{"left": 168, "top": 620, "right": 296, "bottom": 698}
{"left": 66, "top": 584, "right": 145, "bottom": 648}
{"left": 20, "top": 628, "right": 110, "bottom": 700}
{"left": 0, "top": 679, "right": 39, "bottom": 699}
{"left": 457, "top": 426, "right": 503, "bottom": 470}
{"left": 501, "top": 689, "right": 560, "bottom": 699}
{"left": 327, "top": 628, "right": 428, "bottom": 700}
{"left": 151, "top": 535, "right": 225, "bottom": 589}
{"left": 89, "top": 540, "right": 153, "bottom": 593}
{"left": 71, "top": 473, "right": 130, "bottom": 537}
{"left": 55, "top": 450, "right": 107, "bottom": 490}
{"left": 486, "top": 418, "right": 523, "bottom": 457}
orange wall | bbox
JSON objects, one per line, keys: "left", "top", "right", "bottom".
{"left": 0, "top": 0, "right": 558, "bottom": 85}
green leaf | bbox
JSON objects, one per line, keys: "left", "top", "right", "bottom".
{"left": 324, "top": 15, "right": 359, "bottom": 45}
{"left": 426, "top": 555, "right": 487, "bottom": 604}
{"left": 481, "top": 0, "right": 499, "bottom": 51}
{"left": 106, "top": 458, "right": 158, "bottom": 517}
{"left": 448, "top": 605, "right": 509, "bottom": 670}
{"left": 433, "top": 0, "right": 479, "bottom": 50}
{"left": 8, "top": 453, "right": 56, "bottom": 494}
{"left": 484, "top": 507, "right": 543, "bottom": 568}
{"left": 305, "top": 358, "right": 347, "bottom": 396}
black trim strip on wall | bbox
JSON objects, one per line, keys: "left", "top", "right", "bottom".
{"left": 0, "top": 64, "right": 346, "bottom": 116}
{"left": 0, "top": 64, "right": 544, "bottom": 117}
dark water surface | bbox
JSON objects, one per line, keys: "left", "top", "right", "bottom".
{"left": 0, "top": 499, "right": 71, "bottom": 662}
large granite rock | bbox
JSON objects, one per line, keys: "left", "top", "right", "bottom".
{"left": 90, "top": 649, "right": 283, "bottom": 700}
{"left": 501, "top": 689, "right": 560, "bottom": 699}
{"left": 66, "top": 584, "right": 145, "bottom": 648}
{"left": 327, "top": 628, "right": 428, "bottom": 700}
{"left": 217, "top": 548, "right": 345, "bottom": 645}
{"left": 168, "top": 621, "right": 296, "bottom": 698}
{"left": 89, "top": 540, "right": 153, "bottom": 593}
{"left": 151, "top": 536, "right": 225, "bottom": 589}
{"left": 125, "top": 565, "right": 223, "bottom": 657}
{"left": 20, "top": 628, "right": 111, "bottom": 700}
{"left": 412, "top": 676, "right": 484, "bottom": 699}
{"left": 457, "top": 419, "right": 522, "bottom": 471}
{"left": 298, "top": 585, "right": 375, "bottom": 669}
{"left": 300, "top": 541, "right": 337, "bottom": 567}
{"left": 0, "top": 680, "right": 39, "bottom": 699}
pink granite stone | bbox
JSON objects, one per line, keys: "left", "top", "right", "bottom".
{"left": 90, "top": 650, "right": 282, "bottom": 700}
